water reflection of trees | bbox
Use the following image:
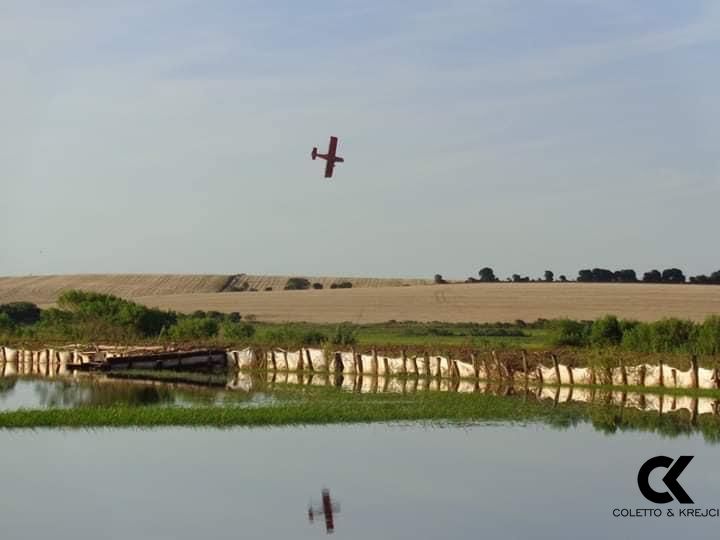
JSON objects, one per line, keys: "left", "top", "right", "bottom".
{"left": 33, "top": 381, "right": 176, "bottom": 408}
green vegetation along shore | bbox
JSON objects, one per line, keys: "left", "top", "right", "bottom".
{"left": 2, "top": 290, "right": 720, "bottom": 356}
{"left": 0, "top": 384, "right": 719, "bottom": 442}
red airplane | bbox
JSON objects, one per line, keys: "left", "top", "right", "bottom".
{"left": 311, "top": 136, "right": 344, "bottom": 178}
{"left": 308, "top": 488, "right": 340, "bottom": 534}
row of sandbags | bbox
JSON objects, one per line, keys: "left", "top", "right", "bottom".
{"left": 226, "top": 347, "right": 720, "bottom": 389}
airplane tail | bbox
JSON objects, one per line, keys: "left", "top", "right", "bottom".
{"left": 311, "top": 147, "right": 318, "bottom": 160}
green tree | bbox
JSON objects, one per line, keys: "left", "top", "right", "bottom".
{"left": 478, "top": 267, "right": 498, "bottom": 282}
{"left": 661, "top": 268, "right": 686, "bottom": 283}
{"left": 544, "top": 271, "right": 554, "bottom": 282}
{"left": 0, "top": 302, "right": 41, "bottom": 325}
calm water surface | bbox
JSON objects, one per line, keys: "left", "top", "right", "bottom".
{"left": 1, "top": 423, "right": 719, "bottom": 540}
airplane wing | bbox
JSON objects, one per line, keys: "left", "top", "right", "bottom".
{"left": 324, "top": 159, "right": 335, "bottom": 178}
{"left": 327, "top": 136, "right": 338, "bottom": 157}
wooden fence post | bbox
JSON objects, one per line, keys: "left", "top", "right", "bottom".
{"left": 658, "top": 358, "right": 664, "bottom": 388}
{"left": 334, "top": 352, "right": 343, "bottom": 373}
{"left": 482, "top": 354, "right": 491, "bottom": 381}
{"left": 551, "top": 354, "right": 561, "bottom": 384}
{"left": 492, "top": 351, "right": 502, "bottom": 381}
{"left": 471, "top": 352, "right": 479, "bottom": 379}
{"left": 371, "top": 349, "right": 378, "bottom": 375}
{"left": 690, "top": 355, "right": 699, "bottom": 389}
{"left": 270, "top": 350, "right": 277, "bottom": 370}
{"left": 521, "top": 350, "right": 528, "bottom": 387}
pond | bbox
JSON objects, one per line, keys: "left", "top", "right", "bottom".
{"left": 1, "top": 370, "right": 719, "bottom": 538}
{"left": 1, "top": 423, "right": 718, "bottom": 539}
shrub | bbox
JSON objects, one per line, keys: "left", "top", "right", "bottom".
{"left": 168, "top": 317, "right": 219, "bottom": 340}
{"left": 589, "top": 315, "right": 622, "bottom": 347}
{"left": 264, "top": 325, "right": 327, "bottom": 347}
{"left": 0, "top": 313, "right": 15, "bottom": 332}
{"left": 434, "top": 274, "right": 446, "bottom": 284}
{"left": 548, "top": 319, "right": 590, "bottom": 347}
{"left": 220, "top": 322, "right": 256, "bottom": 340}
{"left": 695, "top": 316, "right": 720, "bottom": 354}
{"left": 58, "top": 290, "right": 176, "bottom": 337}
{"left": 312, "top": 283, "right": 324, "bottom": 290}
{"left": 284, "top": 278, "right": 311, "bottom": 290}
{"left": 648, "top": 318, "right": 694, "bottom": 352}
{"left": 331, "top": 281, "right": 353, "bottom": 289}
{"left": 331, "top": 324, "right": 357, "bottom": 346}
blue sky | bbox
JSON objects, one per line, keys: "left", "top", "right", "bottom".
{"left": 1, "top": 0, "right": 718, "bottom": 279}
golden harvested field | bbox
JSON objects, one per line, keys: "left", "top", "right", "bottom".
{"left": 132, "top": 282, "right": 720, "bottom": 324}
{"left": 233, "top": 275, "right": 430, "bottom": 291}
{"left": 0, "top": 274, "right": 431, "bottom": 306}
{"left": 0, "top": 274, "right": 232, "bottom": 305}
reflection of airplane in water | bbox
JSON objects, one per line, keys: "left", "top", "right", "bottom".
{"left": 308, "top": 488, "right": 340, "bottom": 534}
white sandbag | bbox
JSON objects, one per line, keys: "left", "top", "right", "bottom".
{"left": 571, "top": 367, "right": 592, "bottom": 385}
{"left": 699, "top": 368, "right": 715, "bottom": 389}
{"left": 340, "top": 352, "right": 355, "bottom": 374}
{"left": 456, "top": 361, "right": 475, "bottom": 379}
{"left": 539, "top": 365, "right": 558, "bottom": 384}
{"left": 307, "top": 348, "right": 326, "bottom": 370}
{"left": 625, "top": 365, "right": 644, "bottom": 386}
{"left": 643, "top": 364, "right": 661, "bottom": 386}
{"left": 675, "top": 369, "right": 693, "bottom": 388}
{"left": 385, "top": 356, "right": 404, "bottom": 375}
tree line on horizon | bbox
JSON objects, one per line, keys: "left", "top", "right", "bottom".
{"left": 433, "top": 267, "right": 720, "bottom": 285}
